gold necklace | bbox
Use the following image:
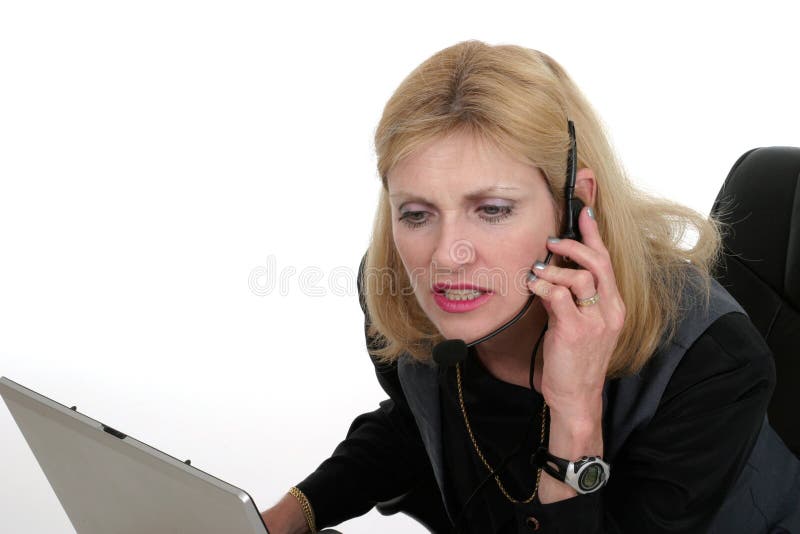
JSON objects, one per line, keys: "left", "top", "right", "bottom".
{"left": 456, "top": 361, "right": 548, "bottom": 504}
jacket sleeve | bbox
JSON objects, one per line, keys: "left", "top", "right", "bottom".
{"left": 523, "top": 311, "right": 775, "bottom": 533}
{"left": 294, "top": 254, "right": 439, "bottom": 529}
{"left": 294, "top": 397, "right": 432, "bottom": 528}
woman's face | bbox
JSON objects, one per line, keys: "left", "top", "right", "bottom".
{"left": 387, "top": 129, "right": 559, "bottom": 342}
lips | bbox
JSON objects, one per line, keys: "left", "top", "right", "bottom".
{"left": 430, "top": 282, "right": 493, "bottom": 313}
{"left": 432, "top": 288, "right": 493, "bottom": 313}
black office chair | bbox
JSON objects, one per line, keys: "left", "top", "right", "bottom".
{"left": 710, "top": 146, "right": 800, "bottom": 456}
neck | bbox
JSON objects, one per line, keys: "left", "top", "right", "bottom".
{"left": 473, "top": 297, "right": 547, "bottom": 390}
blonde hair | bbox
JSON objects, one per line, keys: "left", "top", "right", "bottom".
{"left": 362, "top": 40, "right": 724, "bottom": 377}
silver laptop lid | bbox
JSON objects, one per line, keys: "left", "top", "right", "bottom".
{"left": 0, "top": 377, "right": 269, "bottom": 534}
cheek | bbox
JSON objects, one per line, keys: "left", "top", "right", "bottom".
{"left": 392, "top": 231, "right": 431, "bottom": 291}
{"left": 393, "top": 231, "right": 414, "bottom": 264}
{"left": 494, "top": 220, "right": 555, "bottom": 273}
{"left": 393, "top": 226, "right": 429, "bottom": 262}
{"left": 502, "top": 219, "right": 547, "bottom": 250}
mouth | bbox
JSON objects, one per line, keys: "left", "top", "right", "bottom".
{"left": 432, "top": 283, "right": 491, "bottom": 302}
{"left": 433, "top": 283, "right": 492, "bottom": 312}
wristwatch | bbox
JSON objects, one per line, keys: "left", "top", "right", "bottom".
{"left": 532, "top": 447, "right": 611, "bottom": 494}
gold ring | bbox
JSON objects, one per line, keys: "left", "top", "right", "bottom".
{"left": 575, "top": 292, "right": 600, "bottom": 307}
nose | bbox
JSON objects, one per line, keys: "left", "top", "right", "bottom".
{"left": 431, "top": 217, "right": 476, "bottom": 275}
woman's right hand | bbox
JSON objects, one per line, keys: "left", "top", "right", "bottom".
{"left": 260, "top": 493, "right": 310, "bottom": 534}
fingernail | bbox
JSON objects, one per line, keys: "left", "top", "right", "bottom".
{"left": 587, "top": 207, "right": 595, "bottom": 220}
{"left": 547, "top": 236, "right": 561, "bottom": 244}
{"left": 527, "top": 271, "right": 537, "bottom": 283}
{"left": 533, "top": 261, "right": 547, "bottom": 271}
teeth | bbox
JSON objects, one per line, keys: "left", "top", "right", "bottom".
{"left": 443, "top": 289, "right": 484, "bottom": 301}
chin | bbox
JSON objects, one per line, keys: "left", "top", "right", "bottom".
{"left": 426, "top": 296, "right": 528, "bottom": 341}
{"left": 428, "top": 310, "right": 496, "bottom": 341}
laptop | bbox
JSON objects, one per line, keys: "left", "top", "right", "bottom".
{"left": 1, "top": 376, "right": 271, "bottom": 534}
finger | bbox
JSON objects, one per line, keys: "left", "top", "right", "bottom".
{"left": 577, "top": 205, "right": 605, "bottom": 252}
{"left": 547, "top": 207, "right": 604, "bottom": 267}
{"left": 545, "top": 238, "right": 608, "bottom": 289}
{"left": 545, "top": 241, "right": 617, "bottom": 300}
{"left": 526, "top": 277, "right": 581, "bottom": 324}
{"left": 530, "top": 261, "right": 598, "bottom": 303}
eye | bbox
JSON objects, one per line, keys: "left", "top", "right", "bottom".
{"left": 398, "top": 210, "right": 430, "bottom": 229}
{"left": 479, "top": 204, "right": 514, "bottom": 223}
{"left": 397, "top": 204, "right": 515, "bottom": 230}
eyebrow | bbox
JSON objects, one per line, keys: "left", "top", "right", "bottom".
{"left": 389, "top": 185, "right": 521, "bottom": 204}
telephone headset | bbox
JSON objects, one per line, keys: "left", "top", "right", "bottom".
{"left": 432, "top": 120, "right": 585, "bottom": 533}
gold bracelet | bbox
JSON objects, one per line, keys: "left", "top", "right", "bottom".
{"left": 288, "top": 486, "right": 317, "bottom": 533}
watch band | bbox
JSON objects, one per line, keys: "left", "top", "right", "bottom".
{"left": 532, "top": 447, "right": 570, "bottom": 480}
{"left": 532, "top": 447, "right": 611, "bottom": 494}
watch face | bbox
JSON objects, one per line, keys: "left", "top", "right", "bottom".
{"left": 578, "top": 463, "right": 605, "bottom": 491}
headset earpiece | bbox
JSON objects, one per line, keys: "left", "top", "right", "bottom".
{"left": 566, "top": 197, "right": 585, "bottom": 242}
{"left": 560, "top": 120, "right": 583, "bottom": 243}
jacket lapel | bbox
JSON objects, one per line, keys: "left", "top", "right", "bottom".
{"left": 396, "top": 354, "right": 454, "bottom": 521}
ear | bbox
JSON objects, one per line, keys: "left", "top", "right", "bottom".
{"left": 575, "top": 168, "right": 597, "bottom": 207}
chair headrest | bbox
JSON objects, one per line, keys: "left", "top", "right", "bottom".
{"left": 711, "top": 146, "right": 800, "bottom": 311}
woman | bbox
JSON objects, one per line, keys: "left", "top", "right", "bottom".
{"left": 262, "top": 41, "right": 800, "bottom": 533}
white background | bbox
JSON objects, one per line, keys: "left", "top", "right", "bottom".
{"left": 1, "top": 2, "right": 798, "bottom": 533}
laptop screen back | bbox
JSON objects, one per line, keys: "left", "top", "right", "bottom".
{"left": 0, "top": 377, "right": 268, "bottom": 534}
